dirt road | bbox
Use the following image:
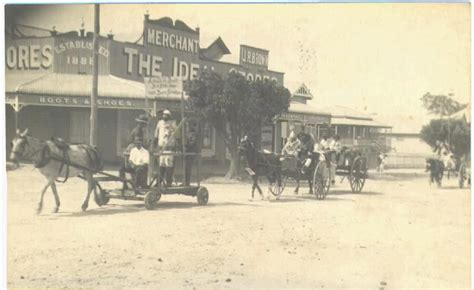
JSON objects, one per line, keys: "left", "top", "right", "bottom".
{"left": 6, "top": 165, "right": 470, "bottom": 289}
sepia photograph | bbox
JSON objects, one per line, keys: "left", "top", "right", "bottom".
{"left": 3, "top": 2, "right": 472, "bottom": 289}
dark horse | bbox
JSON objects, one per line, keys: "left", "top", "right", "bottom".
{"left": 238, "top": 136, "right": 282, "bottom": 200}
{"left": 426, "top": 158, "right": 444, "bottom": 187}
{"left": 293, "top": 131, "right": 316, "bottom": 194}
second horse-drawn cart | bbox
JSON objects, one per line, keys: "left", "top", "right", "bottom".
{"left": 272, "top": 147, "right": 368, "bottom": 200}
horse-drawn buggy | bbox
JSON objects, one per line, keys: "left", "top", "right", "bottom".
{"left": 239, "top": 132, "right": 368, "bottom": 201}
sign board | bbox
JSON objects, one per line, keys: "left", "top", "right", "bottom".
{"left": 240, "top": 45, "right": 269, "bottom": 69}
{"left": 280, "top": 112, "right": 330, "bottom": 124}
{"left": 145, "top": 76, "right": 183, "bottom": 99}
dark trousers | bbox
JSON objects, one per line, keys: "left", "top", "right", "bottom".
{"left": 184, "top": 156, "right": 195, "bottom": 186}
{"left": 160, "top": 166, "right": 174, "bottom": 187}
{"left": 119, "top": 164, "right": 148, "bottom": 189}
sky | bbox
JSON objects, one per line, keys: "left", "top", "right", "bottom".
{"left": 6, "top": 3, "right": 471, "bottom": 129}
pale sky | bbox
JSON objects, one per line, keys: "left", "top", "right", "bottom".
{"left": 7, "top": 3, "right": 471, "bottom": 127}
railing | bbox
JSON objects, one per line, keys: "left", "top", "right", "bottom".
{"left": 385, "top": 153, "right": 430, "bottom": 169}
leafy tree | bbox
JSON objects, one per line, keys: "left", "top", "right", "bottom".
{"left": 186, "top": 71, "right": 290, "bottom": 178}
{"left": 421, "top": 92, "right": 466, "bottom": 117}
{"left": 420, "top": 92, "right": 469, "bottom": 154}
{"left": 420, "top": 119, "right": 470, "bottom": 156}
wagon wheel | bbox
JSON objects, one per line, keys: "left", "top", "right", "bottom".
{"left": 349, "top": 157, "right": 367, "bottom": 193}
{"left": 458, "top": 162, "right": 467, "bottom": 188}
{"left": 269, "top": 175, "right": 288, "bottom": 196}
{"left": 312, "top": 160, "right": 330, "bottom": 200}
{"left": 197, "top": 186, "right": 209, "bottom": 205}
{"left": 98, "top": 189, "right": 110, "bottom": 206}
{"left": 93, "top": 183, "right": 110, "bottom": 206}
{"left": 144, "top": 189, "right": 161, "bottom": 210}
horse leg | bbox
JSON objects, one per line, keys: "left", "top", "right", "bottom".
{"left": 50, "top": 182, "right": 61, "bottom": 213}
{"left": 36, "top": 182, "right": 51, "bottom": 214}
{"left": 294, "top": 175, "right": 300, "bottom": 195}
{"left": 81, "top": 173, "right": 95, "bottom": 211}
{"left": 308, "top": 176, "right": 313, "bottom": 195}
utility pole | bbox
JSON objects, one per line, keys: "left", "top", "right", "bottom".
{"left": 90, "top": 4, "right": 100, "bottom": 146}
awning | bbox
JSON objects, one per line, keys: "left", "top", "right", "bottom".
{"left": 331, "top": 117, "right": 391, "bottom": 128}
{"left": 288, "top": 101, "right": 330, "bottom": 116}
{"left": 6, "top": 73, "right": 48, "bottom": 93}
{"left": 10, "top": 73, "right": 146, "bottom": 99}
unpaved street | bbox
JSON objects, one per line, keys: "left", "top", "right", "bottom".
{"left": 6, "top": 165, "right": 470, "bottom": 289}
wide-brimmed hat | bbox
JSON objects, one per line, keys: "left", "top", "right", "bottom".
{"left": 162, "top": 109, "right": 171, "bottom": 116}
{"left": 135, "top": 114, "right": 149, "bottom": 124}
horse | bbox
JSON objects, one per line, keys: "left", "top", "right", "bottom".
{"left": 293, "top": 131, "right": 315, "bottom": 195}
{"left": 9, "top": 128, "right": 103, "bottom": 213}
{"left": 426, "top": 158, "right": 444, "bottom": 187}
{"left": 238, "top": 136, "right": 282, "bottom": 200}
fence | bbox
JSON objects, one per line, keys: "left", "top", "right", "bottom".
{"left": 385, "top": 153, "right": 430, "bottom": 169}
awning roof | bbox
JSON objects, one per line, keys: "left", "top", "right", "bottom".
{"left": 6, "top": 73, "right": 48, "bottom": 93}
{"left": 7, "top": 73, "right": 150, "bottom": 99}
{"left": 331, "top": 117, "right": 391, "bottom": 128}
{"left": 288, "top": 101, "right": 330, "bottom": 116}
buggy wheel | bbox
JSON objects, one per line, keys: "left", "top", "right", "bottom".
{"left": 458, "top": 163, "right": 466, "bottom": 188}
{"left": 313, "top": 161, "right": 330, "bottom": 200}
{"left": 197, "top": 187, "right": 209, "bottom": 205}
{"left": 144, "top": 189, "right": 161, "bottom": 210}
{"left": 269, "top": 176, "right": 287, "bottom": 196}
{"left": 349, "top": 157, "right": 367, "bottom": 193}
{"left": 98, "top": 189, "right": 110, "bottom": 206}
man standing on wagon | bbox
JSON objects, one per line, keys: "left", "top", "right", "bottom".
{"left": 154, "top": 109, "right": 177, "bottom": 187}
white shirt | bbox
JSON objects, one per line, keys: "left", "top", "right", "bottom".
{"left": 129, "top": 147, "right": 150, "bottom": 166}
{"left": 319, "top": 139, "right": 329, "bottom": 150}
{"left": 154, "top": 119, "right": 177, "bottom": 148}
{"left": 329, "top": 140, "right": 342, "bottom": 152}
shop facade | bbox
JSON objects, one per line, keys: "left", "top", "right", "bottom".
{"left": 5, "top": 15, "right": 285, "bottom": 164}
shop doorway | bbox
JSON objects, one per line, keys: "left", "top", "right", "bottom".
{"left": 70, "top": 110, "right": 90, "bottom": 143}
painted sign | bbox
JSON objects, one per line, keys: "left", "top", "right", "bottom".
{"left": 11, "top": 94, "right": 147, "bottom": 109}
{"left": 5, "top": 38, "right": 54, "bottom": 71}
{"left": 145, "top": 76, "right": 183, "bottom": 99}
{"left": 280, "top": 112, "right": 330, "bottom": 124}
{"left": 53, "top": 36, "right": 110, "bottom": 75}
{"left": 144, "top": 18, "right": 200, "bottom": 54}
{"left": 240, "top": 45, "right": 269, "bottom": 68}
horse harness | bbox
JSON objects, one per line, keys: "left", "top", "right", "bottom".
{"left": 23, "top": 137, "right": 101, "bottom": 183}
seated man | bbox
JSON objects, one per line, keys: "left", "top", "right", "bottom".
{"left": 128, "top": 137, "right": 150, "bottom": 190}
{"left": 282, "top": 131, "right": 301, "bottom": 158}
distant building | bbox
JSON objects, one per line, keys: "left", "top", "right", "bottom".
{"left": 379, "top": 115, "right": 431, "bottom": 168}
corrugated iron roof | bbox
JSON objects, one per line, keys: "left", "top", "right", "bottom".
{"left": 320, "top": 105, "right": 373, "bottom": 120}
{"left": 6, "top": 73, "right": 48, "bottom": 93}
{"left": 331, "top": 117, "right": 391, "bottom": 128}
{"left": 12, "top": 73, "right": 146, "bottom": 99}
{"left": 288, "top": 101, "right": 330, "bottom": 116}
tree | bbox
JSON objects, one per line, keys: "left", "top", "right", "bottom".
{"left": 420, "top": 92, "right": 468, "bottom": 149}
{"left": 421, "top": 92, "right": 466, "bottom": 117}
{"left": 420, "top": 118, "right": 470, "bottom": 156}
{"left": 186, "top": 71, "right": 291, "bottom": 179}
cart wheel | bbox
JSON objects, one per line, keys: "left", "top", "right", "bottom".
{"left": 269, "top": 176, "right": 287, "bottom": 196}
{"left": 98, "top": 189, "right": 110, "bottom": 206}
{"left": 349, "top": 157, "right": 367, "bottom": 193}
{"left": 197, "top": 187, "right": 209, "bottom": 205}
{"left": 459, "top": 163, "right": 466, "bottom": 188}
{"left": 313, "top": 160, "right": 330, "bottom": 200}
{"left": 144, "top": 190, "right": 161, "bottom": 210}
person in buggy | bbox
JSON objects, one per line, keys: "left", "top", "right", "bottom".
{"left": 119, "top": 114, "right": 150, "bottom": 191}
{"left": 119, "top": 137, "right": 150, "bottom": 192}
{"left": 282, "top": 130, "right": 302, "bottom": 158}
{"left": 433, "top": 139, "right": 456, "bottom": 170}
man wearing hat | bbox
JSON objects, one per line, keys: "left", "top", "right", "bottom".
{"left": 128, "top": 137, "right": 150, "bottom": 190}
{"left": 154, "top": 109, "right": 177, "bottom": 186}
{"left": 119, "top": 114, "right": 150, "bottom": 190}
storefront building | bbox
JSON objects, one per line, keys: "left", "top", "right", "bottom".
{"left": 5, "top": 15, "right": 284, "bottom": 164}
